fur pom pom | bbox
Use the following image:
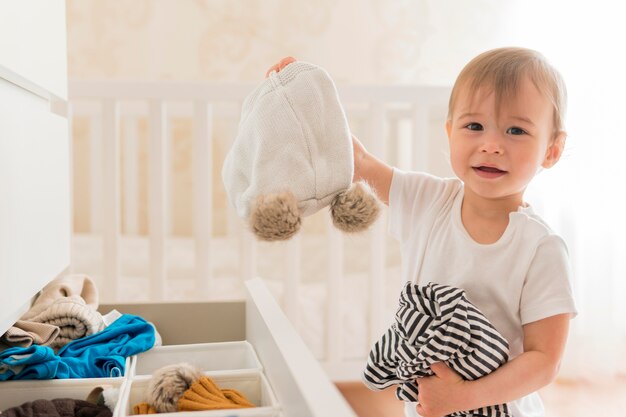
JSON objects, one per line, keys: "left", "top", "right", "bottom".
{"left": 250, "top": 192, "right": 302, "bottom": 241}
{"left": 330, "top": 182, "right": 380, "bottom": 232}
{"left": 101, "top": 386, "right": 120, "bottom": 411}
{"left": 147, "top": 362, "right": 203, "bottom": 413}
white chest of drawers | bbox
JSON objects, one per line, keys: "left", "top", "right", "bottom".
{"left": 0, "top": 0, "right": 71, "bottom": 336}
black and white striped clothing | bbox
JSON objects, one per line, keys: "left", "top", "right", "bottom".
{"left": 363, "top": 282, "right": 512, "bottom": 417}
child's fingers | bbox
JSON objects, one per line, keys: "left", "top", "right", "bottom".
{"left": 265, "top": 56, "right": 297, "bottom": 78}
{"left": 429, "top": 361, "right": 449, "bottom": 377}
{"left": 278, "top": 56, "right": 296, "bottom": 70}
{"left": 415, "top": 403, "right": 427, "bottom": 417}
{"left": 264, "top": 64, "right": 279, "bottom": 78}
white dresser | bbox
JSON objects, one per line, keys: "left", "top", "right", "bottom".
{"left": 0, "top": 2, "right": 357, "bottom": 416}
{"left": 0, "top": 0, "right": 71, "bottom": 335}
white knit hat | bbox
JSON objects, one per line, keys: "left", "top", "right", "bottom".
{"left": 223, "top": 61, "right": 353, "bottom": 217}
{"left": 222, "top": 61, "right": 379, "bottom": 240}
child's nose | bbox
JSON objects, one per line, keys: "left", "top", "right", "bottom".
{"left": 480, "top": 134, "right": 504, "bottom": 154}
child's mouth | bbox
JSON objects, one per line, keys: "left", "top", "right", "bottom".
{"left": 473, "top": 165, "right": 507, "bottom": 178}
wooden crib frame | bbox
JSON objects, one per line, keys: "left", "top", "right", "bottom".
{"left": 67, "top": 80, "right": 449, "bottom": 380}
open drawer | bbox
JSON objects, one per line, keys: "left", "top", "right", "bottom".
{"left": 243, "top": 278, "right": 356, "bottom": 417}
{"left": 99, "top": 278, "right": 357, "bottom": 417}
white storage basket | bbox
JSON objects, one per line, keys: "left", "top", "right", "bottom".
{"left": 120, "top": 370, "right": 279, "bottom": 416}
{"left": 0, "top": 377, "right": 126, "bottom": 415}
{"left": 132, "top": 341, "right": 262, "bottom": 376}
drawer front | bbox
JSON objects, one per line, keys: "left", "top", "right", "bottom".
{"left": 245, "top": 278, "right": 356, "bottom": 417}
{"left": 0, "top": 78, "right": 70, "bottom": 335}
{"left": 0, "top": 0, "right": 67, "bottom": 99}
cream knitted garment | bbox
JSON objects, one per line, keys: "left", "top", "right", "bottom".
{"left": 222, "top": 61, "right": 353, "bottom": 219}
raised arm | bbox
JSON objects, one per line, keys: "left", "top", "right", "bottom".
{"left": 415, "top": 313, "right": 572, "bottom": 417}
{"left": 352, "top": 135, "right": 393, "bottom": 205}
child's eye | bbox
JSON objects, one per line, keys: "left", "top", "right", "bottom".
{"left": 465, "top": 123, "right": 483, "bottom": 131}
{"left": 506, "top": 126, "right": 527, "bottom": 135}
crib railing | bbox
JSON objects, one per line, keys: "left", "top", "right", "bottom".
{"left": 68, "top": 80, "right": 450, "bottom": 379}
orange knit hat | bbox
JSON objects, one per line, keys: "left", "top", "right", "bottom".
{"left": 177, "top": 376, "right": 255, "bottom": 411}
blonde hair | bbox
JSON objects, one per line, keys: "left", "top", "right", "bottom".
{"left": 447, "top": 47, "right": 567, "bottom": 135}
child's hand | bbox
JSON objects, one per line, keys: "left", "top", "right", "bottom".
{"left": 350, "top": 133, "right": 393, "bottom": 204}
{"left": 415, "top": 362, "right": 469, "bottom": 417}
{"left": 265, "top": 56, "right": 296, "bottom": 78}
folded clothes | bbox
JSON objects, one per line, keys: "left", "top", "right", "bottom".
{"left": 0, "top": 320, "right": 60, "bottom": 349}
{"left": 22, "top": 295, "right": 105, "bottom": 350}
{"left": 1, "top": 398, "right": 112, "bottom": 417}
{"left": 0, "top": 314, "right": 155, "bottom": 380}
{"left": 363, "top": 282, "right": 512, "bottom": 417}
{"left": 21, "top": 274, "right": 99, "bottom": 321}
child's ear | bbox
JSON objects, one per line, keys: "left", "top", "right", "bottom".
{"left": 445, "top": 119, "right": 452, "bottom": 140}
{"left": 542, "top": 131, "right": 566, "bottom": 169}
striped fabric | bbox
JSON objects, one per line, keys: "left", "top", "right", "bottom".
{"left": 363, "top": 282, "right": 512, "bottom": 417}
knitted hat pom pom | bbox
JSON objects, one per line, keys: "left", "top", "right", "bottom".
{"left": 147, "top": 362, "right": 203, "bottom": 413}
{"left": 250, "top": 192, "right": 302, "bottom": 241}
{"left": 331, "top": 182, "right": 380, "bottom": 232}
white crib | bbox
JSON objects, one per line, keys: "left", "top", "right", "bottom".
{"left": 67, "top": 80, "right": 450, "bottom": 380}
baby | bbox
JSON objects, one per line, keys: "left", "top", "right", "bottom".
{"left": 268, "top": 48, "right": 577, "bottom": 417}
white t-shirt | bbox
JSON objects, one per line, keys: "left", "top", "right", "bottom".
{"left": 389, "top": 169, "right": 578, "bottom": 417}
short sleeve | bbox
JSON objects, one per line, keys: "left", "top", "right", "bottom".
{"left": 520, "top": 235, "right": 578, "bottom": 325}
{"left": 388, "top": 168, "right": 461, "bottom": 243}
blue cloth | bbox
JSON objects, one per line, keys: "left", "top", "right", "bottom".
{"left": 0, "top": 314, "right": 154, "bottom": 380}
{"left": 0, "top": 345, "right": 59, "bottom": 380}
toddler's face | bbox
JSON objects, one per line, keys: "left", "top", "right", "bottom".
{"left": 445, "top": 76, "right": 563, "bottom": 205}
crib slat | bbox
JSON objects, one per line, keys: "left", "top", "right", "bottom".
{"left": 412, "top": 102, "right": 430, "bottom": 171}
{"left": 387, "top": 116, "right": 399, "bottom": 168}
{"left": 148, "top": 100, "right": 167, "bottom": 300}
{"left": 326, "top": 217, "right": 344, "bottom": 364}
{"left": 226, "top": 102, "right": 242, "bottom": 238}
{"left": 396, "top": 118, "right": 413, "bottom": 171}
{"left": 367, "top": 102, "right": 387, "bottom": 344}
{"left": 284, "top": 233, "right": 302, "bottom": 326}
{"left": 101, "top": 99, "right": 120, "bottom": 302}
{"left": 235, "top": 98, "right": 256, "bottom": 285}
{"left": 193, "top": 101, "right": 213, "bottom": 295}
{"left": 67, "top": 103, "right": 75, "bottom": 274}
{"left": 122, "top": 116, "right": 139, "bottom": 235}
{"left": 239, "top": 226, "right": 257, "bottom": 282}
{"left": 89, "top": 112, "right": 103, "bottom": 233}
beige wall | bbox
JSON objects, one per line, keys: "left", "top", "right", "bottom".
{"left": 67, "top": 0, "right": 514, "bottom": 235}
{"left": 67, "top": 0, "right": 515, "bottom": 84}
